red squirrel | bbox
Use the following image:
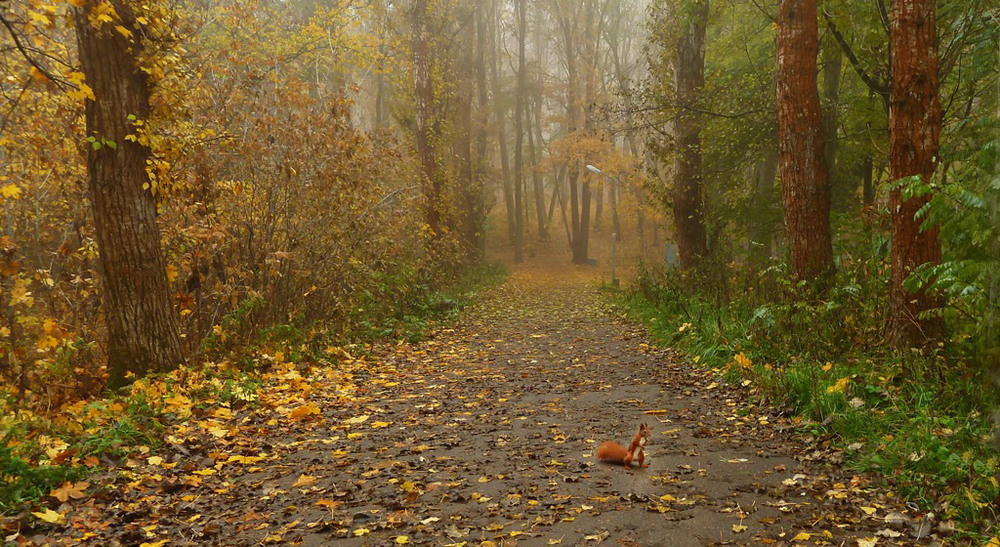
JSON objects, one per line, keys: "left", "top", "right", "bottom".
{"left": 596, "top": 422, "right": 650, "bottom": 469}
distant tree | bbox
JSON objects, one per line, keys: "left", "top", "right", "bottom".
{"left": 411, "top": 0, "right": 443, "bottom": 238}
{"left": 75, "top": 0, "right": 184, "bottom": 387}
{"left": 513, "top": 0, "right": 527, "bottom": 262}
{"left": 887, "top": 0, "right": 943, "bottom": 345}
{"left": 775, "top": 0, "right": 834, "bottom": 282}
{"left": 673, "top": 0, "right": 709, "bottom": 270}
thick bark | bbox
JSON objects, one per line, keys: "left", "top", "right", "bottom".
{"left": 673, "top": 0, "right": 709, "bottom": 270}
{"left": 412, "top": 0, "right": 442, "bottom": 237}
{"left": 75, "top": 0, "right": 183, "bottom": 388}
{"left": 775, "top": 0, "right": 834, "bottom": 282}
{"left": 887, "top": 0, "right": 943, "bottom": 345}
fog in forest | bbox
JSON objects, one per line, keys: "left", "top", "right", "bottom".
{"left": 1, "top": 0, "right": 999, "bottom": 542}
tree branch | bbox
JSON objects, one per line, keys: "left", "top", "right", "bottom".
{"left": 822, "top": 11, "right": 888, "bottom": 98}
{"left": 0, "top": 10, "right": 73, "bottom": 90}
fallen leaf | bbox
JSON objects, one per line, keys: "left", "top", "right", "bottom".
{"left": 31, "top": 508, "right": 63, "bottom": 524}
{"left": 50, "top": 481, "right": 89, "bottom": 502}
{"left": 292, "top": 474, "right": 318, "bottom": 488}
{"left": 290, "top": 403, "right": 321, "bottom": 420}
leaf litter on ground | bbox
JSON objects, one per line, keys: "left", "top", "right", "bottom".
{"left": 15, "top": 260, "right": 966, "bottom": 546}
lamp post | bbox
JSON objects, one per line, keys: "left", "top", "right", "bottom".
{"left": 586, "top": 164, "right": 619, "bottom": 287}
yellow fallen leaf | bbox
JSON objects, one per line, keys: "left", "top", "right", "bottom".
{"left": 793, "top": 532, "right": 811, "bottom": 541}
{"left": 353, "top": 528, "right": 370, "bottom": 536}
{"left": 290, "top": 403, "right": 320, "bottom": 420}
{"left": 826, "top": 377, "right": 850, "bottom": 394}
{"left": 139, "top": 541, "right": 169, "bottom": 547}
{"left": 31, "top": 508, "right": 63, "bottom": 523}
{"left": 860, "top": 506, "right": 877, "bottom": 516}
{"left": 732, "top": 524, "right": 747, "bottom": 533}
{"left": 148, "top": 456, "right": 163, "bottom": 466}
{"left": 857, "top": 539, "right": 878, "bottom": 547}
{"left": 395, "top": 536, "right": 409, "bottom": 544}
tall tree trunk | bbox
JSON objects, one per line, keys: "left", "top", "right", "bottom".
{"left": 750, "top": 149, "right": 778, "bottom": 266}
{"left": 455, "top": 75, "right": 477, "bottom": 254}
{"left": 557, "top": 7, "right": 588, "bottom": 264}
{"left": 527, "top": 101, "right": 547, "bottom": 241}
{"left": 775, "top": 0, "right": 834, "bottom": 282}
{"left": 512, "top": 0, "right": 527, "bottom": 262}
{"left": 673, "top": 0, "right": 709, "bottom": 270}
{"left": 75, "top": 0, "right": 183, "bottom": 388}
{"left": 821, "top": 42, "right": 843, "bottom": 210}
{"left": 470, "top": 2, "right": 491, "bottom": 256}
{"left": 887, "top": 0, "right": 943, "bottom": 346}
{"left": 593, "top": 182, "right": 603, "bottom": 232}
{"left": 489, "top": 0, "right": 515, "bottom": 244}
{"left": 860, "top": 153, "right": 875, "bottom": 207}
{"left": 412, "top": 0, "right": 442, "bottom": 237}
{"left": 530, "top": 0, "right": 548, "bottom": 242}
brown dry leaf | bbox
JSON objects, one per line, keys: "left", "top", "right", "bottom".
{"left": 292, "top": 474, "right": 319, "bottom": 488}
{"left": 50, "top": 481, "right": 89, "bottom": 503}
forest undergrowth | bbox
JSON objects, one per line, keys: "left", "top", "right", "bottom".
{"left": 620, "top": 262, "right": 1000, "bottom": 540}
{"left": 0, "top": 261, "right": 506, "bottom": 522}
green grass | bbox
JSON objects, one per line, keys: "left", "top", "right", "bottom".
{"left": 618, "top": 265, "right": 999, "bottom": 540}
{"left": 0, "top": 445, "right": 85, "bottom": 512}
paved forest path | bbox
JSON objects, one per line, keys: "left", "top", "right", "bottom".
{"left": 52, "top": 260, "right": 932, "bottom": 546}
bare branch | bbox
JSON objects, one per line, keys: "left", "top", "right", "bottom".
{"left": 0, "top": 10, "right": 73, "bottom": 90}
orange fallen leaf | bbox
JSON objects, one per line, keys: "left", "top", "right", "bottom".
{"left": 292, "top": 474, "right": 318, "bottom": 488}
{"left": 50, "top": 481, "right": 89, "bottom": 503}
